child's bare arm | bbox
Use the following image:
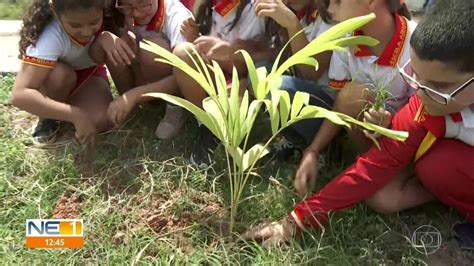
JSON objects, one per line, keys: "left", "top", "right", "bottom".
{"left": 11, "top": 64, "right": 96, "bottom": 142}
{"left": 107, "top": 76, "right": 179, "bottom": 126}
{"left": 254, "top": 0, "right": 330, "bottom": 80}
{"left": 11, "top": 64, "right": 79, "bottom": 122}
{"left": 89, "top": 31, "right": 135, "bottom": 66}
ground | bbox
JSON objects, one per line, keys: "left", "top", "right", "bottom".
{"left": 1, "top": 73, "right": 473, "bottom": 264}
{"left": 0, "top": 1, "right": 473, "bottom": 263}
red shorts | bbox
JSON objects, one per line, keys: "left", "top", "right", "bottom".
{"left": 71, "top": 65, "right": 108, "bottom": 96}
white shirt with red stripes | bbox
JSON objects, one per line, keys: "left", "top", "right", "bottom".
{"left": 23, "top": 19, "right": 97, "bottom": 70}
{"left": 328, "top": 15, "right": 417, "bottom": 114}
{"left": 209, "top": 2, "right": 266, "bottom": 44}
{"left": 133, "top": 0, "right": 192, "bottom": 49}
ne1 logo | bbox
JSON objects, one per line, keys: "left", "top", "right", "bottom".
{"left": 26, "top": 219, "right": 84, "bottom": 249}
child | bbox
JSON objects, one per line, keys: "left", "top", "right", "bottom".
{"left": 254, "top": 0, "right": 335, "bottom": 159}
{"left": 90, "top": 0, "right": 194, "bottom": 140}
{"left": 173, "top": 0, "right": 268, "bottom": 166}
{"left": 246, "top": 0, "right": 474, "bottom": 245}
{"left": 294, "top": 0, "right": 414, "bottom": 196}
{"left": 11, "top": 0, "right": 129, "bottom": 145}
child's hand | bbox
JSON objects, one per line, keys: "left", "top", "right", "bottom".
{"left": 294, "top": 149, "right": 319, "bottom": 197}
{"left": 364, "top": 107, "right": 392, "bottom": 128}
{"left": 98, "top": 31, "right": 135, "bottom": 66}
{"left": 73, "top": 109, "right": 97, "bottom": 144}
{"left": 363, "top": 107, "right": 392, "bottom": 147}
{"left": 194, "top": 36, "right": 233, "bottom": 61}
{"left": 254, "top": 0, "right": 299, "bottom": 30}
{"left": 107, "top": 92, "right": 137, "bottom": 126}
{"left": 245, "top": 217, "right": 296, "bottom": 246}
{"left": 181, "top": 17, "right": 200, "bottom": 42}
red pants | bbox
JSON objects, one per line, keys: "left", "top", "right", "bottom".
{"left": 289, "top": 97, "right": 474, "bottom": 230}
{"left": 416, "top": 139, "right": 474, "bottom": 223}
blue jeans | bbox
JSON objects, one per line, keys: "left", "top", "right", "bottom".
{"left": 254, "top": 61, "right": 335, "bottom": 146}
{"left": 279, "top": 75, "right": 335, "bottom": 145}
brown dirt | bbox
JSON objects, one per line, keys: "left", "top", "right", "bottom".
{"left": 51, "top": 192, "right": 84, "bottom": 219}
{"left": 118, "top": 189, "right": 226, "bottom": 239}
{"left": 425, "top": 239, "right": 474, "bottom": 266}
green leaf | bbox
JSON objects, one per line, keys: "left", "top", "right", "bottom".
{"left": 202, "top": 97, "right": 226, "bottom": 141}
{"left": 315, "top": 13, "right": 376, "bottom": 43}
{"left": 242, "top": 144, "right": 269, "bottom": 171}
{"left": 236, "top": 90, "right": 250, "bottom": 146}
{"left": 255, "top": 67, "right": 269, "bottom": 100}
{"left": 266, "top": 73, "right": 282, "bottom": 94}
{"left": 276, "top": 56, "right": 319, "bottom": 75}
{"left": 145, "top": 93, "right": 221, "bottom": 139}
{"left": 289, "top": 105, "right": 408, "bottom": 141}
{"left": 277, "top": 14, "right": 378, "bottom": 75}
{"left": 294, "top": 105, "right": 351, "bottom": 128}
{"left": 209, "top": 61, "right": 229, "bottom": 116}
{"left": 278, "top": 90, "right": 291, "bottom": 129}
{"left": 228, "top": 67, "right": 241, "bottom": 145}
{"left": 237, "top": 50, "right": 259, "bottom": 95}
{"left": 271, "top": 28, "right": 306, "bottom": 74}
{"left": 141, "top": 41, "right": 215, "bottom": 98}
{"left": 227, "top": 146, "right": 243, "bottom": 170}
{"left": 240, "top": 100, "right": 265, "bottom": 142}
{"left": 290, "top": 91, "right": 309, "bottom": 120}
{"left": 268, "top": 90, "right": 281, "bottom": 134}
{"left": 331, "top": 36, "right": 379, "bottom": 49}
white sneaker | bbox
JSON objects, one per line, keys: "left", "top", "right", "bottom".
{"left": 155, "top": 104, "right": 187, "bottom": 140}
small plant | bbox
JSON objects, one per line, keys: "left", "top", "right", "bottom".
{"left": 140, "top": 14, "right": 409, "bottom": 233}
{"left": 360, "top": 68, "right": 398, "bottom": 148}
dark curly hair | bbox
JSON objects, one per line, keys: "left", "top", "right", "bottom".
{"left": 19, "top": 0, "right": 117, "bottom": 58}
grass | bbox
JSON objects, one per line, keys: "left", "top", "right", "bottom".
{"left": 0, "top": 73, "right": 473, "bottom": 264}
{"left": 0, "top": 0, "right": 29, "bottom": 20}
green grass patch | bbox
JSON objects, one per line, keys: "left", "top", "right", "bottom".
{"left": 0, "top": 74, "right": 472, "bottom": 264}
{"left": 0, "top": 1, "right": 29, "bottom": 20}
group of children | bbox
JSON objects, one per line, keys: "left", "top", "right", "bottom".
{"left": 11, "top": 0, "right": 474, "bottom": 248}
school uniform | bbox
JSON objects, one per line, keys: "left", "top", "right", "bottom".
{"left": 133, "top": 0, "right": 193, "bottom": 49}
{"left": 209, "top": 0, "right": 266, "bottom": 44}
{"left": 328, "top": 14, "right": 417, "bottom": 114}
{"left": 22, "top": 19, "right": 108, "bottom": 95}
{"left": 289, "top": 95, "right": 474, "bottom": 231}
{"left": 278, "top": 8, "right": 334, "bottom": 145}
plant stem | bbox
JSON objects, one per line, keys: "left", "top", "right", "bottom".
{"left": 235, "top": 127, "right": 285, "bottom": 212}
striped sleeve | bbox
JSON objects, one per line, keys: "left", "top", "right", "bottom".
{"left": 22, "top": 22, "right": 64, "bottom": 68}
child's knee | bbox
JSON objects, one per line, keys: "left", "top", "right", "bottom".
{"left": 365, "top": 190, "right": 401, "bottom": 215}
{"left": 172, "top": 42, "right": 197, "bottom": 61}
{"left": 45, "top": 63, "right": 77, "bottom": 94}
{"left": 147, "top": 36, "right": 171, "bottom": 51}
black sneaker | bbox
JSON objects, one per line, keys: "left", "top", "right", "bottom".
{"left": 31, "top": 118, "right": 60, "bottom": 145}
{"left": 190, "top": 125, "right": 219, "bottom": 168}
